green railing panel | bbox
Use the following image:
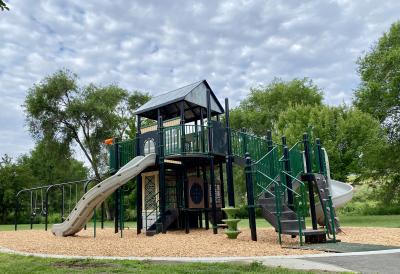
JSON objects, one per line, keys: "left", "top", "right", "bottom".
{"left": 108, "top": 145, "right": 116, "bottom": 172}
{"left": 289, "top": 142, "right": 305, "bottom": 178}
{"left": 108, "top": 139, "right": 136, "bottom": 173}
{"left": 311, "top": 142, "right": 327, "bottom": 175}
{"left": 231, "top": 130, "right": 270, "bottom": 162}
{"left": 252, "top": 146, "right": 281, "bottom": 198}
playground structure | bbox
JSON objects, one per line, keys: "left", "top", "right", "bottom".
{"left": 14, "top": 80, "right": 353, "bottom": 245}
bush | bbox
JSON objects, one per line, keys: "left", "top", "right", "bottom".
{"left": 338, "top": 183, "right": 400, "bottom": 216}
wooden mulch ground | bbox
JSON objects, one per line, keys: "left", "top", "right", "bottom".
{"left": 0, "top": 227, "right": 398, "bottom": 257}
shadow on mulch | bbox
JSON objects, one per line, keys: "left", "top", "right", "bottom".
{"left": 287, "top": 242, "right": 400, "bottom": 253}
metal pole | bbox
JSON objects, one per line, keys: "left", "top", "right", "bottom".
{"left": 224, "top": 98, "right": 235, "bottom": 207}
{"left": 114, "top": 139, "right": 120, "bottom": 234}
{"left": 303, "top": 133, "right": 318, "bottom": 230}
{"left": 120, "top": 189, "right": 123, "bottom": 238}
{"left": 316, "top": 138, "right": 324, "bottom": 174}
{"left": 45, "top": 188, "right": 49, "bottom": 231}
{"left": 30, "top": 191, "right": 33, "bottom": 230}
{"left": 114, "top": 188, "right": 119, "bottom": 233}
{"left": 101, "top": 202, "right": 104, "bottom": 229}
{"left": 158, "top": 112, "right": 166, "bottom": 233}
{"left": 200, "top": 107, "right": 209, "bottom": 229}
{"left": 207, "top": 88, "right": 218, "bottom": 235}
{"left": 93, "top": 207, "right": 96, "bottom": 238}
{"left": 245, "top": 153, "right": 257, "bottom": 241}
{"left": 14, "top": 195, "right": 19, "bottom": 231}
{"left": 283, "top": 145, "right": 294, "bottom": 209}
{"left": 84, "top": 182, "right": 89, "bottom": 230}
{"left": 61, "top": 186, "right": 65, "bottom": 222}
{"left": 136, "top": 115, "right": 142, "bottom": 234}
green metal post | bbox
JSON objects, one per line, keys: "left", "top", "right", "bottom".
{"left": 245, "top": 153, "right": 257, "bottom": 241}
{"left": 120, "top": 189, "right": 123, "bottom": 238}
{"left": 303, "top": 133, "right": 318, "bottom": 230}
{"left": 207, "top": 89, "right": 218, "bottom": 235}
{"left": 114, "top": 138, "right": 120, "bottom": 234}
{"left": 136, "top": 116, "right": 142, "bottom": 234}
{"left": 316, "top": 138, "right": 324, "bottom": 174}
{"left": 93, "top": 207, "right": 96, "bottom": 238}
{"left": 283, "top": 145, "right": 294, "bottom": 209}
{"left": 200, "top": 108, "right": 209, "bottom": 229}
{"left": 158, "top": 112, "right": 166, "bottom": 233}
{"left": 225, "top": 98, "right": 235, "bottom": 207}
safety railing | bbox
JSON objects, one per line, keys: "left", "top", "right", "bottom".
{"left": 251, "top": 146, "right": 281, "bottom": 198}
{"left": 108, "top": 139, "right": 136, "bottom": 173}
{"left": 231, "top": 130, "right": 270, "bottom": 161}
{"left": 279, "top": 142, "right": 308, "bottom": 245}
{"left": 163, "top": 124, "right": 209, "bottom": 156}
{"left": 250, "top": 145, "right": 284, "bottom": 244}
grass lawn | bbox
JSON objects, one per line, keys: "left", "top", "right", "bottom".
{"left": 0, "top": 253, "right": 325, "bottom": 274}
{"left": 339, "top": 215, "right": 400, "bottom": 228}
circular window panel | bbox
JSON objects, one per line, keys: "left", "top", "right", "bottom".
{"left": 190, "top": 182, "right": 203, "bottom": 205}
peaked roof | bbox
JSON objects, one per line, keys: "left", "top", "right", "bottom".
{"left": 135, "top": 80, "right": 224, "bottom": 121}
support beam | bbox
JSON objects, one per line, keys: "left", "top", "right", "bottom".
{"left": 225, "top": 98, "right": 235, "bottom": 207}
{"left": 114, "top": 138, "right": 120, "bottom": 234}
{"left": 283, "top": 145, "right": 294, "bottom": 209}
{"left": 136, "top": 116, "right": 143, "bottom": 234}
{"left": 245, "top": 153, "right": 257, "bottom": 241}
{"left": 207, "top": 88, "right": 218, "bottom": 234}
{"left": 200, "top": 107, "right": 209, "bottom": 229}
{"left": 303, "top": 133, "right": 318, "bottom": 230}
{"left": 158, "top": 112, "right": 167, "bottom": 233}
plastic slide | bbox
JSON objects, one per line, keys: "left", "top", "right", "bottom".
{"left": 315, "top": 149, "right": 353, "bottom": 224}
{"left": 52, "top": 153, "right": 156, "bottom": 236}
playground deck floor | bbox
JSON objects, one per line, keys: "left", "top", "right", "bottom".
{"left": 0, "top": 227, "right": 399, "bottom": 257}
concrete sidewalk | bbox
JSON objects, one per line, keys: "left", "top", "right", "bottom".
{"left": 2, "top": 246, "right": 400, "bottom": 273}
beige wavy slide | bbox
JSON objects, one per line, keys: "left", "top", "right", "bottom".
{"left": 52, "top": 153, "right": 156, "bottom": 236}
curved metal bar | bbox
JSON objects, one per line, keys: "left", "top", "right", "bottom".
{"left": 14, "top": 177, "right": 101, "bottom": 231}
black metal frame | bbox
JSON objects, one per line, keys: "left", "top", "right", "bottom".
{"left": 14, "top": 178, "right": 101, "bottom": 231}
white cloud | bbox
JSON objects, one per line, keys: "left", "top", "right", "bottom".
{"left": 0, "top": 0, "right": 399, "bottom": 160}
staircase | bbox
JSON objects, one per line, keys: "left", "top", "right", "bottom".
{"left": 313, "top": 173, "right": 341, "bottom": 235}
{"left": 146, "top": 208, "right": 179, "bottom": 236}
{"left": 258, "top": 193, "right": 305, "bottom": 234}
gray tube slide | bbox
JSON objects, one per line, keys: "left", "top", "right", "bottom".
{"left": 52, "top": 153, "right": 156, "bottom": 236}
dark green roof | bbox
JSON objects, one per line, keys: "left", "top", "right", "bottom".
{"left": 135, "top": 80, "right": 224, "bottom": 121}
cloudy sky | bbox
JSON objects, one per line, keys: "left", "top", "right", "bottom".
{"left": 0, "top": 0, "right": 399, "bottom": 160}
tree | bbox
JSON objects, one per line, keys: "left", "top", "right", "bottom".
{"left": 25, "top": 70, "right": 149, "bottom": 181}
{"left": 230, "top": 78, "right": 323, "bottom": 135}
{"left": 125, "top": 91, "right": 151, "bottom": 139}
{"left": 276, "top": 105, "right": 386, "bottom": 182}
{"left": 0, "top": 155, "right": 38, "bottom": 223}
{"left": 0, "top": 0, "right": 9, "bottom": 11}
{"left": 25, "top": 138, "right": 88, "bottom": 184}
{"left": 354, "top": 21, "right": 400, "bottom": 202}
{"left": 355, "top": 21, "right": 400, "bottom": 143}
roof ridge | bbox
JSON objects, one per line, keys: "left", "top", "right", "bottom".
{"left": 150, "top": 79, "right": 204, "bottom": 99}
